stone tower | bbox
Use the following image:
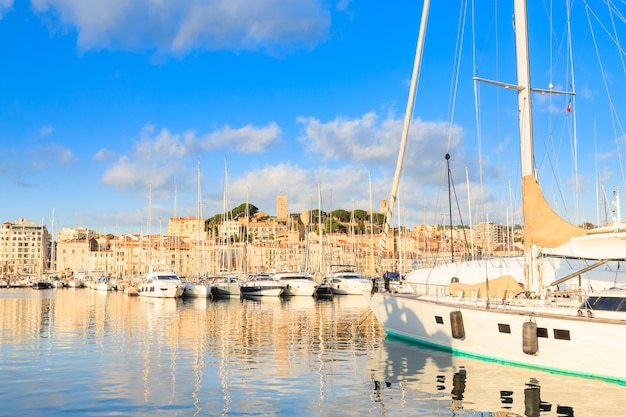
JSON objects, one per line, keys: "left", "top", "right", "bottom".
{"left": 276, "top": 194, "right": 287, "bottom": 220}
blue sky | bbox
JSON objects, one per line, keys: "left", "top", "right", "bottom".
{"left": 1, "top": 1, "right": 625, "bottom": 235}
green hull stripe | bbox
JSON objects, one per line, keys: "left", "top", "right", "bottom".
{"left": 384, "top": 331, "right": 626, "bottom": 386}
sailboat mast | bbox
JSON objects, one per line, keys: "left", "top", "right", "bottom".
{"left": 197, "top": 160, "right": 202, "bottom": 278}
{"left": 318, "top": 183, "right": 323, "bottom": 274}
{"left": 446, "top": 153, "right": 454, "bottom": 262}
{"left": 368, "top": 173, "right": 375, "bottom": 277}
{"left": 514, "top": 0, "right": 534, "bottom": 177}
{"left": 378, "top": 0, "right": 430, "bottom": 274}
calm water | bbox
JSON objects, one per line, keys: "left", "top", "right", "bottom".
{"left": 1, "top": 289, "right": 625, "bottom": 416}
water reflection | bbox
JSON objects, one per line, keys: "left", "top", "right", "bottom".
{"left": 368, "top": 337, "right": 626, "bottom": 416}
{"left": 1, "top": 289, "right": 625, "bottom": 416}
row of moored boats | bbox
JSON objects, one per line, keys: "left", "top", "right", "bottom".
{"left": 9, "top": 263, "right": 376, "bottom": 299}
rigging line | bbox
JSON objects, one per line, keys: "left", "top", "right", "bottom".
{"left": 447, "top": 156, "right": 472, "bottom": 257}
{"left": 606, "top": 0, "right": 626, "bottom": 196}
{"left": 584, "top": 2, "right": 626, "bottom": 194}
{"left": 566, "top": 0, "right": 582, "bottom": 224}
{"left": 471, "top": 0, "right": 486, "bottom": 227}
{"left": 435, "top": 0, "right": 469, "bottom": 230}
{"left": 595, "top": 121, "right": 601, "bottom": 226}
{"left": 446, "top": 0, "right": 468, "bottom": 151}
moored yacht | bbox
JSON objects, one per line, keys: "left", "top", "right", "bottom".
{"left": 325, "top": 265, "right": 372, "bottom": 295}
{"left": 272, "top": 271, "right": 317, "bottom": 296}
{"left": 240, "top": 274, "right": 284, "bottom": 297}
{"left": 93, "top": 276, "right": 113, "bottom": 291}
{"left": 210, "top": 275, "right": 241, "bottom": 298}
{"left": 138, "top": 261, "right": 185, "bottom": 298}
{"left": 68, "top": 268, "right": 87, "bottom": 288}
{"left": 183, "top": 278, "right": 212, "bottom": 298}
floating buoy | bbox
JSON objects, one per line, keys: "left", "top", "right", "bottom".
{"left": 523, "top": 320, "right": 538, "bottom": 355}
{"left": 450, "top": 310, "right": 465, "bottom": 339}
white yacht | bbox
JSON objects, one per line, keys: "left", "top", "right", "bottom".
{"left": 325, "top": 265, "right": 372, "bottom": 295}
{"left": 67, "top": 268, "right": 86, "bottom": 288}
{"left": 210, "top": 276, "right": 241, "bottom": 298}
{"left": 183, "top": 278, "right": 212, "bottom": 298}
{"left": 240, "top": 274, "right": 284, "bottom": 297}
{"left": 93, "top": 276, "right": 113, "bottom": 291}
{"left": 272, "top": 271, "right": 317, "bottom": 296}
{"left": 138, "top": 261, "right": 185, "bottom": 298}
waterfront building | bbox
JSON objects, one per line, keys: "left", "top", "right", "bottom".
{"left": 56, "top": 237, "right": 98, "bottom": 277}
{"left": 0, "top": 219, "right": 49, "bottom": 277}
{"left": 2, "top": 194, "right": 524, "bottom": 280}
{"left": 167, "top": 216, "right": 204, "bottom": 241}
{"left": 472, "top": 221, "right": 510, "bottom": 252}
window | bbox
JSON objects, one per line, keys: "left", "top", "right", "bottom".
{"left": 585, "top": 296, "right": 626, "bottom": 312}
{"left": 537, "top": 327, "right": 549, "bottom": 338}
{"left": 553, "top": 329, "right": 571, "bottom": 340}
{"left": 498, "top": 323, "right": 511, "bottom": 334}
{"left": 435, "top": 316, "right": 444, "bottom": 324}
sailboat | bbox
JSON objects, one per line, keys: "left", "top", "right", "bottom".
{"left": 137, "top": 186, "right": 185, "bottom": 298}
{"left": 370, "top": 0, "right": 626, "bottom": 383}
{"left": 210, "top": 158, "right": 242, "bottom": 298}
{"left": 183, "top": 160, "right": 212, "bottom": 298}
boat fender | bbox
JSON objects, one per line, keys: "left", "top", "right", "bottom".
{"left": 450, "top": 310, "right": 465, "bottom": 339}
{"left": 522, "top": 321, "right": 538, "bottom": 355}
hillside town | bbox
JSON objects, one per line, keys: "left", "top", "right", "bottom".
{"left": 0, "top": 194, "right": 523, "bottom": 283}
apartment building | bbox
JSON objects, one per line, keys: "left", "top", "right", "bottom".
{"left": 0, "top": 219, "right": 49, "bottom": 276}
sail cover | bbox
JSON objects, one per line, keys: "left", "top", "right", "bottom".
{"left": 522, "top": 174, "right": 587, "bottom": 251}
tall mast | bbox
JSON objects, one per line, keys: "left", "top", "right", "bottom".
{"left": 514, "top": 0, "right": 534, "bottom": 177}
{"left": 378, "top": 0, "right": 430, "bottom": 273}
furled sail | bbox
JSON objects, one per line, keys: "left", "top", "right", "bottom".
{"left": 522, "top": 174, "right": 587, "bottom": 251}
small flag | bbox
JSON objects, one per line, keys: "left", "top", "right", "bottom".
{"left": 566, "top": 102, "right": 571, "bottom": 113}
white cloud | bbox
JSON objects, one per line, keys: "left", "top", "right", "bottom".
{"left": 101, "top": 122, "right": 281, "bottom": 194}
{"left": 188, "top": 122, "right": 282, "bottom": 154}
{"left": 297, "top": 111, "right": 464, "bottom": 184}
{"left": 93, "top": 148, "right": 115, "bottom": 162}
{"left": 28, "top": 143, "right": 76, "bottom": 169}
{"left": 38, "top": 125, "right": 54, "bottom": 139}
{"left": 0, "top": 0, "right": 13, "bottom": 19}
{"left": 228, "top": 162, "right": 372, "bottom": 216}
{"left": 30, "top": 0, "right": 331, "bottom": 54}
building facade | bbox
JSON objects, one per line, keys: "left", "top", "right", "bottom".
{"left": 0, "top": 219, "right": 50, "bottom": 277}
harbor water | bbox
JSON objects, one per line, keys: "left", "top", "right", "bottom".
{"left": 1, "top": 288, "right": 625, "bottom": 416}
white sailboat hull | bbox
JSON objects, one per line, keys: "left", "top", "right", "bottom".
{"left": 240, "top": 285, "right": 284, "bottom": 297}
{"left": 369, "top": 292, "right": 626, "bottom": 383}
{"left": 272, "top": 273, "right": 318, "bottom": 296}
{"left": 183, "top": 282, "right": 211, "bottom": 298}
{"left": 212, "top": 281, "right": 241, "bottom": 297}
{"left": 280, "top": 279, "right": 317, "bottom": 296}
{"left": 94, "top": 283, "right": 113, "bottom": 291}
{"left": 67, "top": 279, "right": 83, "bottom": 288}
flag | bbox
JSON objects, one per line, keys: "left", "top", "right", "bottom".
{"left": 566, "top": 102, "right": 571, "bottom": 112}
